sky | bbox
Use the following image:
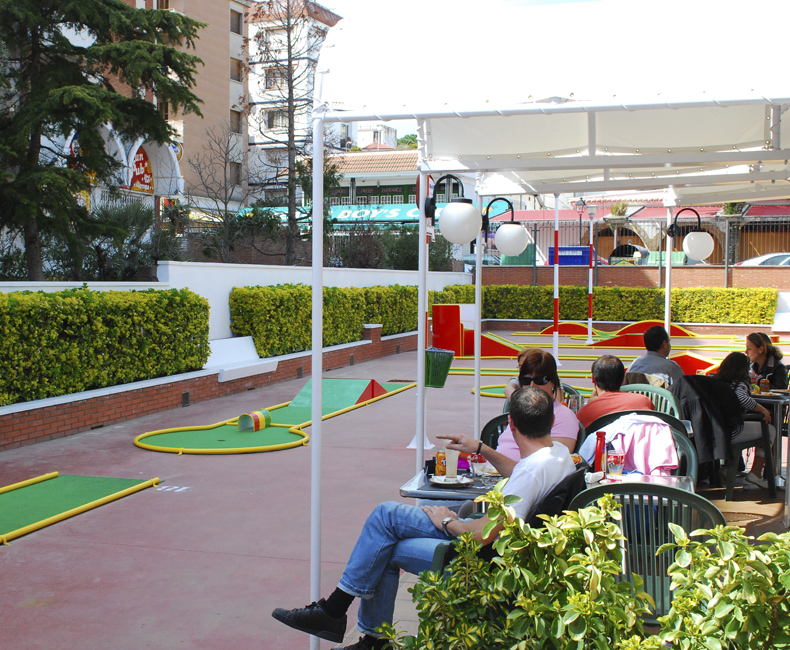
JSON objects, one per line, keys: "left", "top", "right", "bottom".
{"left": 317, "top": 0, "right": 789, "bottom": 137}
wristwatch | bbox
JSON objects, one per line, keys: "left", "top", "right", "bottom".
{"left": 441, "top": 516, "right": 454, "bottom": 536}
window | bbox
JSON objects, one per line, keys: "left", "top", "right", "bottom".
{"left": 157, "top": 100, "right": 169, "bottom": 121}
{"left": 230, "top": 110, "right": 242, "bottom": 133}
{"left": 379, "top": 196, "right": 393, "bottom": 205}
{"left": 266, "top": 110, "right": 288, "bottom": 130}
{"left": 408, "top": 194, "right": 417, "bottom": 204}
{"left": 339, "top": 197, "right": 351, "bottom": 205}
{"left": 157, "top": 0, "right": 169, "bottom": 8}
{"left": 329, "top": 197, "right": 341, "bottom": 206}
{"left": 265, "top": 67, "right": 287, "bottom": 89}
{"left": 230, "top": 9, "right": 243, "bottom": 34}
{"left": 356, "top": 197, "right": 368, "bottom": 205}
{"left": 230, "top": 58, "right": 243, "bottom": 82}
{"left": 229, "top": 162, "right": 242, "bottom": 185}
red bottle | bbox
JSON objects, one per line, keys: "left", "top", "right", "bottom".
{"left": 594, "top": 430, "right": 607, "bottom": 474}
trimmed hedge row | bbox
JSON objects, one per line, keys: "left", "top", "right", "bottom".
{"left": 231, "top": 283, "right": 777, "bottom": 358}
{"left": 230, "top": 284, "right": 419, "bottom": 357}
{"left": 0, "top": 288, "right": 209, "bottom": 406}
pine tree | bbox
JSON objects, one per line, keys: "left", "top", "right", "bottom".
{"left": 0, "top": 0, "right": 204, "bottom": 280}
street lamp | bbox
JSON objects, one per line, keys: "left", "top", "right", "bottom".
{"left": 664, "top": 206, "right": 715, "bottom": 330}
{"left": 490, "top": 198, "right": 529, "bottom": 256}
{"left": 424, "top": 174, "right": 481, "bottom": 245}
{"left": 575, "top": 199, "right": 598, "bottom": 345}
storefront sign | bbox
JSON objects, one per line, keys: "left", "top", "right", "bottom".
{"left": 131, "top": 146, "right": 154, "bottom": 194}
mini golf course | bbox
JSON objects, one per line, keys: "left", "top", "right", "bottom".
{"left": 0, "top": 472, "right": 160, "bottom": 544}
{"left": 134, "top": 378, "right": 415, "bottom": 454}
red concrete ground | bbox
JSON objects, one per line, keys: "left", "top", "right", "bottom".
{"left": 0, "top": 331, "right": 785, "bottom": 649}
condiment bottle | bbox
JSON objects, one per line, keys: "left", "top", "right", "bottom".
{"left": 594, "top": 430, "right": 607, "bottom": 475}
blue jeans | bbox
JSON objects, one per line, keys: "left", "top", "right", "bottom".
{"left": 338, "top": 501, "right": 453, "bottom": 637}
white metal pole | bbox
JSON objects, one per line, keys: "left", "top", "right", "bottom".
{"left": 474, "top": 228, "right": 482, "bottom": 440}
{"left": 309, "top": 81, "right": 326, "bottom": 650}
{"left": 553, "top": 194, "right": 560, "bottom": 363}
{"left": 586, "top": 209, "right": 595, "bottom": 345}
{"left": 416, "top": 167, "right": 428, "bottom": 476}
{"left": 664, "top": 206, "right": 673, "bottom": 332}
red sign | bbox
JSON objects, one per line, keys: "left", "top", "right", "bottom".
{"left": 131, "top": 146, "right": 154, "bottom": 194}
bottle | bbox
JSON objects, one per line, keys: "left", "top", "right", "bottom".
{"left": 594, "top": 430, "right": 607, "bottom": 474}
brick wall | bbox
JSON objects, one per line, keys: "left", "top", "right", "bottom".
{"left": 0, "top": 326, "right": 417, "bottom": 452}
{"left": 480, "top": 265, "right": 790, "bottom": 290}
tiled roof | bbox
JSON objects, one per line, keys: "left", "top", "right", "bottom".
{"left": 329, "top": 150, "right": 418, "bottom": 175}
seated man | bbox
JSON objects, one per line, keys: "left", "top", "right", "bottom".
{"left": 576, "top": 355, "right": 655, "bottom": 429}
{"left": 272, "top": 387, "right": 574, "bottom": 650}
{"left": 627, "top": 325, "right": 684, "bottom": 385}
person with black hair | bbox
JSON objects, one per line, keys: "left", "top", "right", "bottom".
{"left": 576, "top": 355, "right": 654, "bottom": 429}
{"left": 715, "top": 351, "right": 775, "bottom": 489}
{"left": 745, "top": 332, "right": 788, "bottom": 390}
{"left": 271, "top": 387, "right": 573, "bottom": 650}
{"left": 627, "top": 325, "right": 684, "bottom": 385}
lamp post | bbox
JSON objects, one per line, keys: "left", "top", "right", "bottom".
{"left": 575, "top": 199, "right": 598, "bottom": 345}
{"left": 663, "top": 207, "right": 715, "bottom": 330}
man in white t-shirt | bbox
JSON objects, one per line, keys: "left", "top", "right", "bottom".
{"left": 271, "top": 387, "right": 574, "bottom": 650}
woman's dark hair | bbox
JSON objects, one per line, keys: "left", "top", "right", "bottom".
{"left": 715, "top": 352, "right": 750, "bottom": 384}
{"left": 518, "top": 348, "right": 560, "bottom": 393}
{"left": 747, "top": 332, "right": 784, "bottom": 362}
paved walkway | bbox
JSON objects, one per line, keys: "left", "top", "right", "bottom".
{"left": 0, "top": 332, "right": 785, "bottom": 649}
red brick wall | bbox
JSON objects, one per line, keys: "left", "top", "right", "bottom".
{"left": 0, "top": 327, "right": 416, "bottom": 452}
{"left": 480, "top": 265, "right": 790, "bottom": 290}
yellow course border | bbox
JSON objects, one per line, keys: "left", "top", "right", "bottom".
{"left": 133, "top": 383, "right": 416, "bottom": 455}
{"left": 0, "top": 474, "right": 160, "bottom": 545}
{"left": 0, "top": 471, "right": 59, "bottom": 495}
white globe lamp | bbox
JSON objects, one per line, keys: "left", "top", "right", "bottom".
{"left": 683, "top": 230, "right": 715, "bottom": 261}
{"left": 438, "top": 198, "right": 482, "bottom": 245}
{"left": 495, "top": 222, "right": 529, "bottom": 256}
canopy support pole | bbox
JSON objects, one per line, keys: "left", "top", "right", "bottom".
{"left": 664, "top": 205, "right": 674, "bottom": 332}
{"left": 474, "top": 227, "right": 482, "bottom": 440}
{"left": 416, "top": 168, "right": 429, "bottom": 476}
{"left": 553, "top": 194, "right": 560, "bottom": 363}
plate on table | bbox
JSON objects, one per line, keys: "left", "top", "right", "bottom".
{"left": 755, "top": 391, "right": 780, "bottom": 398}
{"left": 429, "top": 475, "right": 474, "bottom": 487}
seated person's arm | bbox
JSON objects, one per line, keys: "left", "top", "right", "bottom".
{"left": 437, "top": 433, "right": 517, "bottom": 478}
{"left": 422, "top": 505, "right": 503, "bottom": 545}
{"left": 503, "top": 378, "right": 520, "bottom": 399}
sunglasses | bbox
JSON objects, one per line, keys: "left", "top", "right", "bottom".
{"left": 520, "top": 375, "right": 551, "bottom": 386}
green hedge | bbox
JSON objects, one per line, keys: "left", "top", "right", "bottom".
{"left": 231, "top": 283, "right": 777, "bottom": 359}
{"left": 230, "top": 284, "right": 419, "bottom": 357}
{"left": 0, "top": 288, "right": 209, "bottom": 406}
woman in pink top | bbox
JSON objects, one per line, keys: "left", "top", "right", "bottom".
{"left": 496, "top": 349, "right": 579, "bottom": 460}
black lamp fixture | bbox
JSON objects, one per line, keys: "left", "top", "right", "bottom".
{"left": 666, "top": 207, "right": 715, "bottom": 261}
{"left": 424, "top": 174, "right": 481, "bottom": 245}
{"left": 485, "top": 197, "right": 529, "bottom": 257}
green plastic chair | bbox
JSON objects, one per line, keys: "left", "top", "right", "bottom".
{"left": 584, "top": 410, "right": 698, "bottom": 483}
{"left": 481, "top": 413, "right": 509, "bottom": 449}
{"left": 620, "top": 383, "right": 682, "bottom": 418}
{"left": 573, "top": 421, "right": 586, "bottom": 453}
{"left": 568, "top": 483, "right": 725, "bottom": 623}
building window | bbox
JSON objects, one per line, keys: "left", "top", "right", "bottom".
{"left": 329, "top": 198, "right": 340, "bottom": 206}
{"left": 157, "top": 100, "right": 169, "bottom": 121}
{"left": 340, "top": 197, "right": 351, "bottom": 205}
{"left": 356, "top": 197, "right": 368, "bottom": 205}
{"left": 230, "top": 9, "right": 243, "bottom": 35}
{"left": 157, "top": 0, "right": 169, "bottom": 8}
{"left": 408, "top": 194, "right": 417, "bottom": 204}
{"left": 266, "top": 110, "right": 288, "bottom": 130}
{"left": 229, "top": 162, "right": 242, "bottom": 185}
{"left": 265, "top": 67, "right": 287, "bottom": 89}
{"left": 230, "top": 58, "right": 243, "bottom": 82}
{"left": 230, "top": 110, "right": 242, "bottom": 133}
{"left": 379, "top": 196, "right": 393, "bottom": 205}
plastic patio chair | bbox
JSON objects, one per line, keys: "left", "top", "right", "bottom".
{"left": 584, "top": 410, "right": 698, "bottom": 483}
{"left": 481, "top": 413, "right": 509, "bottom": 449}
{"left": 568, "top": 482, "right": 726, "bottom": 623}
{"left": 620, "top": 383, "right": 683, "bottom": 418}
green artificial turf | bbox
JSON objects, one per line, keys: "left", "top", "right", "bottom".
{"left": 143, "top": 423, "right": 304, "bottom": 449}
{"left": 0, "top": 474, "right": 152, "bottom": 539}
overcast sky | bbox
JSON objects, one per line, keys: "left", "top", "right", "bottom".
{"left": 318, "top": 0, "right": 789, "bottom": 136}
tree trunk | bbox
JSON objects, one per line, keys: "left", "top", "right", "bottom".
{"left": 24, "top": 219, "right": 44, "bottom": 281}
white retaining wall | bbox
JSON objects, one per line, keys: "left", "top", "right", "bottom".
{"left": 0, "top": 262, "right": 471, "bottom": 340}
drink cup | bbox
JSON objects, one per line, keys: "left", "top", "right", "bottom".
{"left": 444, "top": 448, "right": 460, "bottom": 478}
{"left": 607, "top": 453, "right": 625, "bottom": 476}
{"left": 567, "top": 395, "right": 582, "bottom": 413}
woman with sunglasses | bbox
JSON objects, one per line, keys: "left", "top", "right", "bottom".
{"left": 494, "top": 349, "right": 580, "bottom": 459}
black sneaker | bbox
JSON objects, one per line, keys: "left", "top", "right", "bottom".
{"left": 271, "top": 598, "right": 346, "bottom": 643}
{"left": 334, "top": 636, "right": 388, "bottom": 650}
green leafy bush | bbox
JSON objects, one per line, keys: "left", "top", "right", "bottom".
{"left": 383, "top": 488, "right": 653, "bottom": 649}
{"left": 0, "top": 288, "right": 209, "bottom": 406}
